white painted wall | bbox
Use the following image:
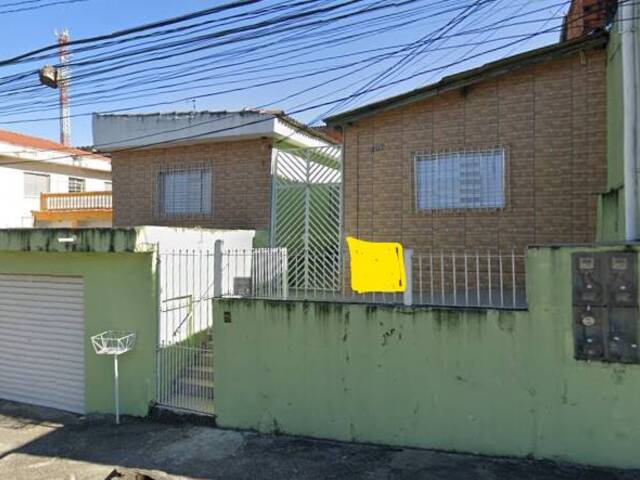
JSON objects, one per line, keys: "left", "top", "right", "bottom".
{"left": 137, "top": 226, "right": 254, "bottom": 253}
{"left": 135, "top": 227, "right": 255, "bottom": 344}
{"left": 0, "top": 165, "right": 112, "bottom": 228}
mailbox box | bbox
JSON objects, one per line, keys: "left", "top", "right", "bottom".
{"left": 572, "top": 251, "right": 639, "bottom": 363}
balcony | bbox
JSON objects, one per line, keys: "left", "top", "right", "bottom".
{"left": 33, "top": 191, "right": 113, "bottom": 227}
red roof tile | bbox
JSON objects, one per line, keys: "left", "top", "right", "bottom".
{"left": 0, "top": 129, "right": 109, "bottom": 160}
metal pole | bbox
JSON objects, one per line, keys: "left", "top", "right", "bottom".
{"left": 114, "top": 355, "right": 120, "bottom": 425}
{"left": 213, "top": 240, "right": 223, "bottom": 298}
{"left": 403, "top": 248, "right": 413, "bottom": 307}
{"left": 622, "top": 0, "right": 639, "bottom": 241}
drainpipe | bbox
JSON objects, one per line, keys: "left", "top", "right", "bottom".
{"left": 622, "top": 1, "right": 639, "bottom": 241}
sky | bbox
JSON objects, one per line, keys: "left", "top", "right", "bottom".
{"left": 0, "top": 0, "right": 568, "bottom": 146}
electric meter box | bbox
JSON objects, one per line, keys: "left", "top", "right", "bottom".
{"left": 572, "top": 251, "right": 639, "bottom": 364}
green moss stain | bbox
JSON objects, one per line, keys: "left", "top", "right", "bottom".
{"left": 213, "top": 244, "right": 640, "bottom": 470}
{"left": 0, "top": 228, "right": 139, "bottom": 253}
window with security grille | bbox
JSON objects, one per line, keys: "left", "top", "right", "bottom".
{"left": 158, "top": 167, "right": 212, "bottom": 216}
{"left": 68, "top": 177, "right": 86, "bottom": 193}
{"left": 415, "top": 149, "right": 505, "bottom": 210}
{"left": 24, "top": 173, "right": 50, "bottom": 197}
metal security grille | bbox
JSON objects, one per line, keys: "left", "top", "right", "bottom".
{"left": 414, "top": 148, "right": 505, "bottom": 211}
{"left": 156, "top": 165, "right": 212, "bottom": 218}
{"left": 270, "top": 146, "right": 342, "bottom": 291}
{"left": 68, "top": 177, "right": 86, "bottom": 193}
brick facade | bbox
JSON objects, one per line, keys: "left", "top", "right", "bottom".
{"left": 111, "top": 138, "right": 272, "bottom": 230}
{"left": 342, "top": 48, "right": 607, "bottom": 252}
{"left": 562, "top": 0, "right": 617, "bottom": 41}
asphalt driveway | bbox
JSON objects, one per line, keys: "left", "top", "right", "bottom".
{"left": 0, "top": 400, "right": 638, "bottom": 480}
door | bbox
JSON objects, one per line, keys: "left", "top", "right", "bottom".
{"left": 0, "top": 274, "right": 85, "bottom": 413}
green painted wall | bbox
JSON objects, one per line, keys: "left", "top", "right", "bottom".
{"left": 598, "top": 7, "right": 640, "bottom": 241}
{"left": 0, "top": 251, "right": 157, "bottom": 417}
{"left": 598, "top": 21, "right": 625, "bottom": 241}
{"left": 213, "top": 245, "right": 640, "bottom": 469}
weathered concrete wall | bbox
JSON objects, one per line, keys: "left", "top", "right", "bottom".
{"left": 597, "top": 6, "right": 640, "bottom": 242}
{"left": 0, "top": 250, "right": 157, "bottom": 417}
{"left": 213, "top": 245, "right": 640, "bottom": 469}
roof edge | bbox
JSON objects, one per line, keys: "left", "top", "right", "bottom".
{"left": 93, "top": 109, "right": 338, "bottom": 148}
{"left": 274, "top": 113, "right": 339, "bottom": 145}
{"left": 325, "top": 33, "right": 608, "bottom": 126}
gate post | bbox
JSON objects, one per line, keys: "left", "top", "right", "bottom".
{"left": 403, "top": 248, "right": 413, "bottom": 307}
{"left": 214, "top": 240, "right": 224, "bottom": 298}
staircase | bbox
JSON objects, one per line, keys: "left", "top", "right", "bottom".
{"left": 160, "top": 335, "right": 215, "bottom": 416}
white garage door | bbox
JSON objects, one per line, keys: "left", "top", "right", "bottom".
{"left": 0, "top": 274, "right": 85, "bottom": 413}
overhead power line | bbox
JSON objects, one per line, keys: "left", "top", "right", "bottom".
{"left": 0, "top": 1, "right": 575, "bottom": 122}
{"left": 0, "top": 0, "right": 625, "bottom": 170}
{"left": 0, "top": 0, "right": 620, "bottom": 168}
{"left": 0, "top": 0, "right": 90, "bottom": 15}
{"left": 0, "top": 0, "right": 268, "bottom": 66}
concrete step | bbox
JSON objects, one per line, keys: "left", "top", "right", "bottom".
{"left": 175, "top": 377, "right": 215, "bottom": 399}
{"left": 160, "top": 394, "right": 215, "bottom": 415}
{"left": 185, "top": 365, "right": 214, "bottom": 381}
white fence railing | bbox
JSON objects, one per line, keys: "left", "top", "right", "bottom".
{"left": 220, "top": 247, "right": 527, "bottom": 309}
{"left": 154, "top": 244, "right": 526, "bottom": 416}
{"left": 40, "top": 191, "right": 112, "bottom": 210}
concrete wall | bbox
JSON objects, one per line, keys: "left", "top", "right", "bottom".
{"left": 93, "top": 112, "right": 335, "bottom": 150}
{"left": 0, "top": 251, "right": 157, "bottom": 417}
{"left": 597, "top": 6, "right": 640, "bottom": 242}
{"left": 213, "top": 245, "right": 640, "bottom": 469}
{"left": 93, "top": 111, "right": 280, "bottom": 149}
{"left": 0, "top": 228, "right": 156, "bottom": 417}
{"left": 341, "top": 46, "right": 607, "bottom": 252}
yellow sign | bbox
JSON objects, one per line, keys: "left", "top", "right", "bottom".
{"left": 346, "top": 237, "right": 406, "bottom": 294}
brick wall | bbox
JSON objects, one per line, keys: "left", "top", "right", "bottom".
{"left": 342, "top": 48, "right": 607, "bottom": 253}
{"left": 111, "top": 138, "right": 272, "bottom": 230}
{"left": 563, "top": 0, "right": 616, "bottom": 41}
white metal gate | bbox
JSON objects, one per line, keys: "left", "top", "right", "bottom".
{"left": 156, "top": 250, "right": 216, "bottom": 415}
{"left": 270, "top": 146, "right": 342, "bottom": 291}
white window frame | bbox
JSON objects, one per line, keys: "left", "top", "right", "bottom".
{"left": 68, "top": 177, "right": 86, "bottom": 193}
{"left": 156, "top": 166, "right": 212, "bottom": 217}
{"left": 23, "top": 172, "right": 50, "bottom": 198}
{"left": 414, "top": 148, "right": 506, "bottom": 211}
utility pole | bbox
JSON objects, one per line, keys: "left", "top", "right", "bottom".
{"left": 38, "top": 29, "right": 71, "bottom": 146}
{"left": 56, "top": 29, "right": 71, "bottom": 146}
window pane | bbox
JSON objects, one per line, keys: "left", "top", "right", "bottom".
{"left": 415, "top": 149, "right": 504, "bottom": 210}
{"left": 159, "top": 168, "right": 212, "bottom": 215}
{"left": 24, "top": 173, "right": 50, "bottom": 197}
{"left": 68, "top": 177, "right": 86, "bottom": 193}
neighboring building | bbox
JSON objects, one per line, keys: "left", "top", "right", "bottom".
{"left": 325, "top": 34, "right": 609, "bottom": 253}
{"left": 93, "top": 110, "right": 337, "bottom": 238}
{"left": 0, "top": 129, "right": 112, "bottom": 228}
{"left": 561, "top": 0, "right": 617, "bottom": 41}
